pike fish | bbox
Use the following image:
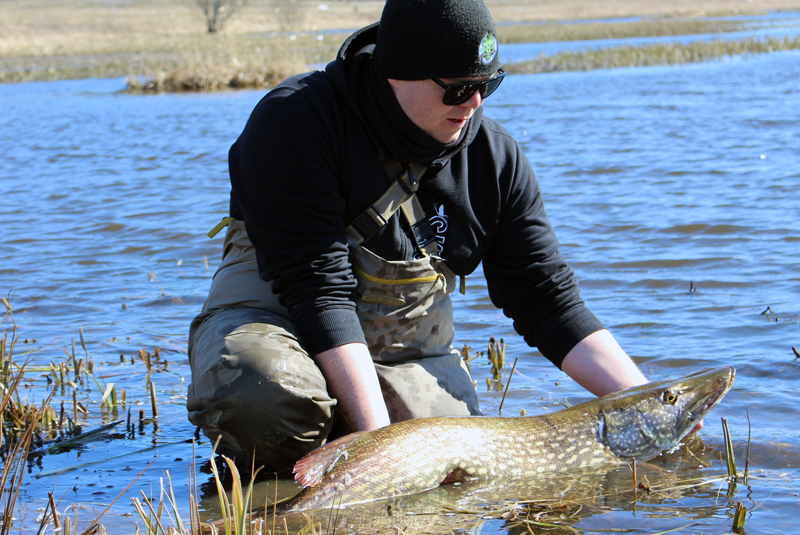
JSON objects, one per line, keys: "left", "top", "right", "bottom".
{"left": 281, "top": 367, "right": 735, "bottom": 514}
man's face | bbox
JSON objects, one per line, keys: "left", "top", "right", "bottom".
{"left": 387, "top": 75, "right": 487, "bottom": 144}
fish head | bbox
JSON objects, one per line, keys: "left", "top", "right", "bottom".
{"left": 598, "top": 366, "right": 735, "bottom": 461}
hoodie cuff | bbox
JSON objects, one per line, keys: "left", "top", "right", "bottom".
{"left": 533, "top": 309, "right": 606, "bottom": 369}
{"left": 296, "top": 308, "right": 367, "bottom": 356}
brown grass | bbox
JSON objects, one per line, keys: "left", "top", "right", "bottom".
{"left": 0, "top": 308, "right": 171, "bottom": 532}
{"left": 505, "top": 35, "right": 800, "bottom": 73}
{"left": 3, "top": 0, "right": 797, "bottom": 57}
{"left": 1, "top": 0, "right": 797, "bottom": 85}
{"left": 499, "top": 18, "right": 754, "bottom": 44}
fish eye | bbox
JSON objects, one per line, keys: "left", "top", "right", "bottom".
{"left": 663, "top": 390, "right": 678, "bottom": 404}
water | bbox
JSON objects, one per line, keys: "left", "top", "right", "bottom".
{"left": 2, "top": 51, "right": 800, "bottom": 533}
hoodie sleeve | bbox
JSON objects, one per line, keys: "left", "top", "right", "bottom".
{"left": 228, "top": 76, "right": 366, "bottom": 355}
{"left": 482, "top": 140, "right": 605, "bottom": 368}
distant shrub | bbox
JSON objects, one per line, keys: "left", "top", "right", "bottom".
{"left": 197, "top": 0, "right": 243, "bottom": 33}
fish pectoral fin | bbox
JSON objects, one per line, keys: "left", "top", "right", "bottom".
{"left": 293, "top": 431, "right": 369, "bottom": 487}
{"left": 637, "top": 461, "right": 668, "bottom": 472}
{"left": 440, "top": 468, "right": 466, "bottom": 485}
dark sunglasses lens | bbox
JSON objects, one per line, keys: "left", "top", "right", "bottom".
{"left": 482, "top": 73, "right": 504, "bottom": 100}
{"left": 442, "top": 72, "right": 505, "bottom": 106}
{"left": 440, "top": 84, "right": 468, "bottom": 106}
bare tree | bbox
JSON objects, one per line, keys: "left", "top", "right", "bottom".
{"left": 197, "top": 0, "right": 244, "bottom": 33}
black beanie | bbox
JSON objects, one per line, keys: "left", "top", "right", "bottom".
{"left": 374, "top": 0, "right": 500, "bottom": 80}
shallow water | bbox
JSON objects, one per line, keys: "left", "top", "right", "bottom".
{"left": 1, "top": 47, "right": 800, "bottom": 535}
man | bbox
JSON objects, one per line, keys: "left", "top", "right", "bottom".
{"left": 187, "top": 0, "right": 647, "bottom": 473}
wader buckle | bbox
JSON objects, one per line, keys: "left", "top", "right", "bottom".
{"left": 346, "top": 159, "right": 428, "bottom": 246}
{"left": 411, "top": 219, "right": 436, "bottom": 249}
{"left": 349, "top": 207, "right": 386, "bottom": 244}
{"left": 397, "top": 166, "right": 419, "bottom": 195}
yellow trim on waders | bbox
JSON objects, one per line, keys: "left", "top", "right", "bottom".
{"left": 352, "top": 266, "right": 440, "bottom": 285}
{"left": 207, "top": 216, "right": 235, "bottom": 238}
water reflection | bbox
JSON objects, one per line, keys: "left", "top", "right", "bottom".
{"left": 195, "top": 435, "right": 778, "bottom": 534}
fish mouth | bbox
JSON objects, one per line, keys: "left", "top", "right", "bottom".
{"left": 685, "top": 367, "right": 736, "bottom": 424}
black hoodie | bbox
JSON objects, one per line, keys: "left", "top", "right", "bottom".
{"left": 227, "top": 24, "right": 604, "bottom": 367}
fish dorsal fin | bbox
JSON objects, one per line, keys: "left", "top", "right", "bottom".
{"left": 293, "top": 431, "right": 369, "bottom": 487}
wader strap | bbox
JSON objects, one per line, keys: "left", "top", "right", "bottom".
{"left": 208, "top": 216, "right": 236, "bottom": 239}
{"left": 399, "top": 195, "right": 438, "bottom": 256}
{"left": 208, "top": 159, "right": 439, "bottom": 256}
{"left": 346, "top": 159, "right": 438, "bottom": 256}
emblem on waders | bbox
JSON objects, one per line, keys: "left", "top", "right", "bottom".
{"left": 362, "top": 294, "right": 407, "bottom": 306}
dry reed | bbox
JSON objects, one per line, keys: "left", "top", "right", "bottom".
{"left": 2, "top": 0, "right": 795, "bottom": 88}
{"left": 498, "top": 17, "right": 752, "bottom": 44}
{"left": 505, "top": 35, "right": 800, "bottom": 74}
{"left": 0, "top": 306, "right": 172, "bottom": 532}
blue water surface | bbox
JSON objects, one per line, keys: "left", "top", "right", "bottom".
{"left": 1, "top": 47, "right": 799, "bottom": 535}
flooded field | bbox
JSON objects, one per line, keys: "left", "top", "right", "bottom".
{"left": 1, "top": 27, "right": 799, "bottom": 535}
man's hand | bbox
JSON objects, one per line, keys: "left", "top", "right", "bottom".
{"left": 562, "top": 330, "right": 702, "bottom": 437}
{"left": 687, "top": 421, "right": 704, "bottom": 435}
{"left": 315, "top": 343, "right": 391, "bottom": 431}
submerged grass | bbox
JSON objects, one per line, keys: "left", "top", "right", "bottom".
{"left": 0, "top": 298, "right": 305, "bottom": 533}
{"left": 0, "top": 295, "right": 174, "bottom": 533}
{"left": 132, "top": 460, "right": 740, "bottom": 535}
{"left": 1, "top": 376, "right": 42, "bottom": 534}
{"left": 721, "top": 417, "right": 738, "bottom": 481}
{"left": 721, "top": 413, "right": 753, "bottom": 534}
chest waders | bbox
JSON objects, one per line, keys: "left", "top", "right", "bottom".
{"left": 345, "top": 157, "right": 456, "bottom": 362}
{"left": 187, "top": 158, "right": 480, "bottom": 472}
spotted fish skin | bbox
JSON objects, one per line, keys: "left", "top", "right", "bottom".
{"left": 279, "top": 367, "right": 735, "bottom": 513}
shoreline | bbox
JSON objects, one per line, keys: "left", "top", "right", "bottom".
{"left": 2, "top": 1, "right": 799, "bottom": 86}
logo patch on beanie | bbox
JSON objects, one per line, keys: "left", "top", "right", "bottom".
{"left": 478, "top": 32, "right": 498, "bottom": 65}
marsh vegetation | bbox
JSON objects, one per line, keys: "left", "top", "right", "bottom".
{"left": 1, "top": 0, "right": 798, "bottom": 89}
{"left": 504, "top": 35, "right": 800, "bottom": 73}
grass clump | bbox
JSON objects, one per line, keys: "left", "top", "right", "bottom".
{"left": 0, "top": 296, "right": 172, "bottom": 533}
{"left": 0, "top": 0, "right": 346, "bottom": 86}
{"left": 132, "top": 441, "right": 269, "bottom": 535}
{"left": 505, "top": 35, "right": 800, "bottom": 74}
{"left": 499, "top": 17, "right": 753, "bottom": 44}
{"left": 123, "top": 37, "right": 311, "bottom": 93}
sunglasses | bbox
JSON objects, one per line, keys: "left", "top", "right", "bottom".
{"left": 431, "top": 69, "right": 506, "bottom": 106}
